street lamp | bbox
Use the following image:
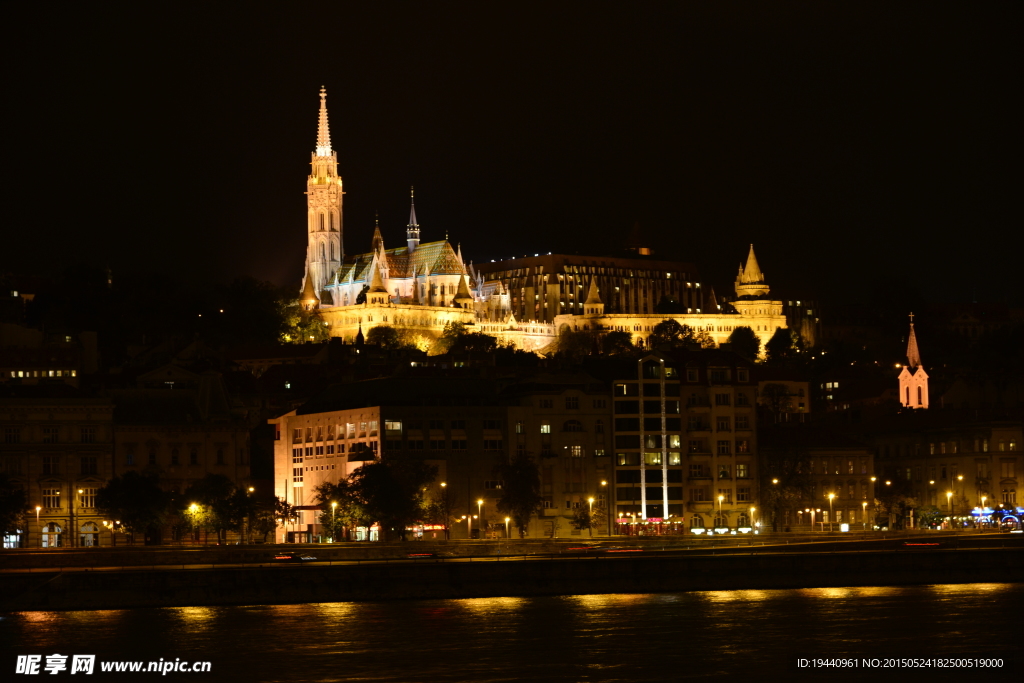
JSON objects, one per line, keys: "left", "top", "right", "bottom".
{"left": 946, "top": 491, "right": 953, "bottom": 529}
{"left": 980, "top": 495, "right": 987, "bottom": 529}
{"left": 862, "top": 501, "right": 868, "bottom": 531}
{"left": 587, "top": 497, "right": 595, "bottom": 537}
{"left": 504, "top": 516, "right": 510, "bottom": 539}
{"left": 331, "top": 501, "right": 338, "bottom": 542}
{"left": 717, "top": 494, "right": 724, "bottom": 529}
{"left": 477, "top": 499, "right": 484, "bottom": 539}
{"left": 827, "top": 493, "right": 835, "bottom": 532}
{"left": 749, "top": 507, "right": 756, "bottom": 529}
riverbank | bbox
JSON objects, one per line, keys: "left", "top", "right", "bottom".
{"left": 3, "top": 545, "right": 1022, "bottom": 612}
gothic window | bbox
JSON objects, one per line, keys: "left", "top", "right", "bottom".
{"left": 319, "top": 214, "right": 325, "bottom": 231}
{"left": 321, "top": 243, "right": 326, "bottom": 262}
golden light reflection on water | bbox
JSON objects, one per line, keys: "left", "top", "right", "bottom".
{"left": 457, "top": 596, "right": 526, "bottom": 614}
{"left": 926, "top": 582, "right": 1007, "bottom": 598}
{"left": 309, "top": 602, "right": 357, "bottom": 620}
{"left": 172, "top": 606, "right": 215, "bottom": 627}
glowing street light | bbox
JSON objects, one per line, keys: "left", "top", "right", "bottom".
{"left": 946, "top": 491, "right": 953, "bottom": 529}
{"left": 862, "top": 501, "right": 868, "bottom": 530}
{"left": 588, "top": 497, "right": 595, "bottom": 537}
{"left": 718, "top": 494, "right": 724, "bottom": 529}
{"left": 827, "top": 493, "right": 835, "bottom": 532}
{"left": 331, "top": 501, "right": 338, "bottom": 542}
{"left": 477, "top": 499, "right": 484, "bottom": 538}
{"left": 504, "top": 517, "right": 510, "bottom": 538}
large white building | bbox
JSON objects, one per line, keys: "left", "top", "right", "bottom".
{"left": 298, "top": 89, "right": 788, "bottom": 353}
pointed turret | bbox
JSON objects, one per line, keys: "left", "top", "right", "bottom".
{"left": 706, "top": 286, "right": 719, "bottom": 312}
{"left": 583, "top": 276, "right": 604, "bottom": 317}
{"left": 407, "top": 186, "right": 421, "bottom": 254}
{"left": 300, "top": 270, "right": 320, "bottom": 311}
{"left": 454, "top": 275, "right": 474, "bottom": 308}
{"left": 316, "top": 86, "right": 332, "bottom": 156}
{"left": 898, "top": 313, "right": 929, "bottom": 409}
{"left": 734, "top": 244, "right": 770, "bottom": 298}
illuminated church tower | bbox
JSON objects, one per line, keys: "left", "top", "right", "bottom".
{"left": 898, "top": 313, "right": 929, "bottom": 409}
{"left": 301, "top": 87, "right": 344, "bottom": 302}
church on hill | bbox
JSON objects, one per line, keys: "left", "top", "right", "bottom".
{"left": 297, "top": 88, "right": 787, "bottom": 354}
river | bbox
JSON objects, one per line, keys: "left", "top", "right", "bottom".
{"left": 3, "top": 583, "right": 1020, "bottom": 681}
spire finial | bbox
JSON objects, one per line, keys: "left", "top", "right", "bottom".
{"left": 906, "top": 313, "right": 922, "bottom": 368}
{"left": 316, "top": 87, "right": 332, "bottom": 156}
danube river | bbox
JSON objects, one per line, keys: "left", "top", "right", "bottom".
{"left": 3, "top": 584, "right": 1020, "bottom": 681}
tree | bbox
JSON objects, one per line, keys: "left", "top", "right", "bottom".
{"left": 570, "top": 506, "right": 591, "bottom": 532}
{"left": 250, "top": 496, "right": 292, "bottom": 542}
{"left": 727, "top": 326, "right": 760, "bottom": 360}
{"left": 649, "top": 319, "right": 716, "bottom": 350}
{"left": 555, "top": 328, "right": 598, "bottom": 362}
{"left": 0, "top": 474, "right": 27, "bottom": 538}
{"left": 450, "top": 331, "right": 499, "bottom": 354}
{"left": 349, "top": 459, "right": 438, "bottom": 541}
{"left": 874, "top": 477, "right": 916, "bottom": 530}
{"left": 422, "top": 484, "right": 457, "bottom": 539}
{"left": 96, "top": 472, "right": 169, "bottom": 544}
{"left": 765, "top": 327, "right": 800, "bottom": 364}
{"left": 495, "top": 453, "right": 543, "bottom": 537}
{"left": 916, "top": 505, "right": 944, "bottom": 529}
{"left": 314, "top": 479, "right": 365, "bottom": 541}
{"left": 759, "top": 383, "right": 793, "bottom": 422}
{"left": 601, "top": 330, "right": 636, "bottom": 356}
{"left": 366, "top": 325, "right": 402, "bottom": 349}
{"left": 183, "top": 474, "right": 236, "bottom": 543}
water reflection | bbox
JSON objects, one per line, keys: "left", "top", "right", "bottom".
{"left": 2, "top": 584, "right": 1019, "bottom": 682}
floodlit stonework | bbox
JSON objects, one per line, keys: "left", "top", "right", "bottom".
{"left": 298, "top": 90, "right": 788, "bottom": 353}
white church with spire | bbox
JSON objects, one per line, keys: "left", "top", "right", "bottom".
{"left": 898, "top": 313, "right": 929, "bottom": 409}
{"left": 297, "top": 89, "right": 788, "bottom": 353}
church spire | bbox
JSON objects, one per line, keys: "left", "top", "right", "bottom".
{"left": 407, "top": 186, "right": 420, "bottom": 254}
{"left": 372, "top": 212, "right": 384, "bottom": 254}
{"left": 906, "top": 312, "right": 922, "bottom": 369}
{"left": 739, "top": 244, "right": 764, "bottom": 284}
{"left": 316, "top": 86, "right": 332, "bottom": 156}
{"left": 899, "top": 312, "right": 929, "bottom": 409}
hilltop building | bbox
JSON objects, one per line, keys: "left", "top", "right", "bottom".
{"left": 297, "top": 89, "right": 788, "bottom": 353}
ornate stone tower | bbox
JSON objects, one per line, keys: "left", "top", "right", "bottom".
{"left": 731, "top": 244, "right": 782, "bottom": 318}
{"left": 898, "top": 313, "right": 929, "bottom": 409}
{"left": 302, "top": 87, "right": 344, "bottom": 304}
{"left": 406, "top": 187, "right": 421, "bottom": 255}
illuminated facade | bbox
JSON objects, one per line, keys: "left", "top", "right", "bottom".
{"left": 297, "top": 90, "right": 788, "bottom": 353}
{"left": 898, "top": 314, "right": 929, "bottom": 409}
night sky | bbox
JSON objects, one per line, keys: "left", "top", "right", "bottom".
{"left": 5, "top": 3, "right": 1019, "bottom": 305}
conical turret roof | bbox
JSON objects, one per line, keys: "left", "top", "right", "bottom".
{"left": 584, "top": 276, "right": 603, "bottom": 305}
{"left": 906, "top": 313, "right": 923, "bottom": 368}
{"left": 739, "top": 244, "right": 764, "bottom": 283}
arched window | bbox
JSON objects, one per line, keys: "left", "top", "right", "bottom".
{"left": 563, "top": 420, "right": 584, "bottom": 432}
{"left": 714, "top": 515, "right": 727, "bottom": 529}
{"left": 690, "top": 515, "right": 704, "bottom": 529}
{"left": 80, "top": 522, "right": 99, "bottom": 547}
{"left": 319, "top": 214, "right": 325, "bottom": 231}
{"left": 330, "top": 242, "right": 334, "bottom": 261}
{"left": 320, "top": 243, "right": 326, "bottom": 262}
{"left": 737, "top": 512, "right": 749, "bottom": 527}
{"left": 42, "top": 523, "right": 62, "bottom": 548}
{"left": 905, "top": 387, "right": 910, "bottom": 404}
{"left": 329, "top": 213, "right": 335, "bottom": 231}
{"left": 917, "top": 386, "right": 922, "bottom": 405}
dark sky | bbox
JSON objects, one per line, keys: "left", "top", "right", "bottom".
{"left": 5, "top": 3, "right": 1019, "bottom": 305}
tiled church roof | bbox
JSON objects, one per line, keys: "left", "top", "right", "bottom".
{"left": 333, "top": 240, "right": 464, "bottom": 283}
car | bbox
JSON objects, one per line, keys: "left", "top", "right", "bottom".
{"left": 270, "top": 551, "right": 317, "bottom": 562}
